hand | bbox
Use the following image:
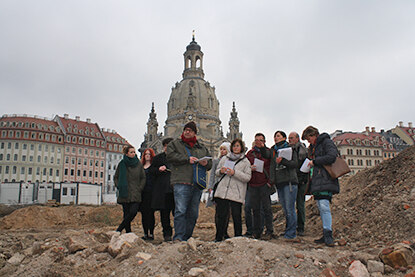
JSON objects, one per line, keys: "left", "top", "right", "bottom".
{"left": 199, "top": 159, "right": 208, "bottom": 166}
{"left": 220, "top": 167, "right": 227, "bottom": 174}
{"left": 159, "top": 165, "right": 167, "bottom": 172}
{"left": 251, "top": 165, "right": 257, "bottom": 171}
{"left": 227, "top": 169, "right": 235, "bottom": 176}
{"left": 208, "top": 188, "right": 212, "bottom": 193}
{"left": 276, "top": 157, "right": 282, "bottom": 164}
{"left": 189, "top": 156, "right": 198, "bottom": 164}
{"left": 258, "top": 141, "right": 265, "bottom": 148}
{"left": 308, "top": 160, "right": 314, "bottom": 167}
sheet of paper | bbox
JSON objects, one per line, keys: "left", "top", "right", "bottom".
{"left": 224, "top": 160, "right": 236, "bottom": 169}
{"left": 277, "top": 148, "right": 292, "bottom": 160}
{"left": 300, "top": 158, "right": 311, "bottom": 173}
{"left": 196, "top": 156, "right": 212, "bottom": 162}
{"left": 253, "top": 158, "right": 264, "bottom": 173}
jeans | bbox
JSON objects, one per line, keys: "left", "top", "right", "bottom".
{"left": 215, "top": 198, "right": 242, "bottom": 240}
{"left": 244, "top": 188, "right": 264, "bottom": 235}
{"left": 117, "top": 202, "right": 140, "bottom": 233}
{"left": 296, "top": 181, "right": 306, "bottom": 232}
{"left": 173, "top": 184, "right": 203, "bottom": 241}
{"left": 317, "top": 199, "right": 332, "bottom": 231}
{"left": 249, "top": 185, "right": 273, "bottom": 237}
{"left": 277, "top": 182, "right": 298, "bottom": 239}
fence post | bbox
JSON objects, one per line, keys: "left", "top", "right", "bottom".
{"left": 18, "top": 181, "right": 23, "bottom": 204}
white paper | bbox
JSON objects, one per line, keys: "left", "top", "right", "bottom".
{"left": 196, "top": 156, "right": 212, "bottom": 162}
{"left": 224, "top": 160, "right": 236, "bottom": 169}
{"left": 300, "top": 158, "right": 311, "bottom": 173}
{"left": 253, "top": 158, "right": 264, "bottom": 173}
{"left": 277, "top": 148, "right": 292, "bottom": 160}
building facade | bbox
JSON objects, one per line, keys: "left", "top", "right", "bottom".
{"left": 0, "top": 114, "right": 128, "bottom": 195}
{"left": 391, "top": 121, "right": 415, "bottom": 146}
{"left": 140, "top": 35, "right": 242, "bottom": 157}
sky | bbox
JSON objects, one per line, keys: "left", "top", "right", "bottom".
{"left": 0, "top": 0, "right": 414, "bottom": 148}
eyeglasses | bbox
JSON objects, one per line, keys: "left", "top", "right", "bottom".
{"left": 184, "top": 128, "right": 195, "bottom": 133}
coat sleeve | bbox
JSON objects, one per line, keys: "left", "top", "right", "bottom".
{"left": 216, "top": 156, "right": 226, "bottom": 176}
{"left": 114, "top": 162, "right": 120, "bottom": 188}
{"left": 138, "top": 164, "right": 146, "bottom": 193}
{"left": 269, "top": 151, "right": 275, "bottom": 184}
{"left": 208, "top": 159, "right": 218, "bottom": 189}
{"left": 202, "top": 146, "right": 213, "bottom": 171}
{"left": 232, "top": 159, "right": 252, "bottom": 183}
{"left": 314, "top": 139, "right": 338, "bottom": 166}
{"left": 149, "top": 155, "right": 163, "bottom": 176}
{"left": 166, "top": 140, "right": 189, "bottom": 165}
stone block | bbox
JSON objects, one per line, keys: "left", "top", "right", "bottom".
{"left": 349, "top": 260, "right": 370, "bottom": 277}
{"left": 367, "top": 260, "right": 384, "bottom": 273}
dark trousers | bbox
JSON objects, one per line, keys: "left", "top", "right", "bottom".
{"left": 215, "top": 206, "right": 231, "bottom": 237}
{"left": 296, "top": 182, "right": 306, "bottom": 232}
{"left": 140, "top": 191, "right": 155, "bottom": 235}
{"left": 215, "top": 198, "right": 242, "bottom": 241}
{"left": 160, "top": 193, "right": 175, "bottom": 237}
{"left": 117, "top": 202, "right": 140, "bottom": 233}
{"left": 245, "top": 187, "right": 265, "bottom": 235}
{"left": 249, "top": 184, "right": 274, "bottom": 237}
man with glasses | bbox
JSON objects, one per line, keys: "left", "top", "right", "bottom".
{"left": 166, "top": 121, "right": 212, "bottom": 241}
{"left": 245, "top": 133, "right": 274, "bottom": 239}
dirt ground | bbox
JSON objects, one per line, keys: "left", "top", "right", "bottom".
{"left": 0, "top": 146, "right": 414, "bottom": 276}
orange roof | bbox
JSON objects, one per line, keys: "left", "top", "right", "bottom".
{"left": 57, "top": 116, "right": 104, "bottom": 140}
{"left": 0, "top": 115, "right": 63, "bottom": 134}
{"left": 333, "top": 132, "right": 395, "bottom": 150}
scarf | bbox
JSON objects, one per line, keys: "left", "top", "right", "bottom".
{"left": 117, "top": 154, "right": 139, "bottom": 198}
{"left": 181, "top": 133, "right": 197, "bottom": 148}
{"left": 228, "top": 152, "right": 244, "bottom": 161}
{"left": 273, "top": 140, "right": 290, "bottom": 152}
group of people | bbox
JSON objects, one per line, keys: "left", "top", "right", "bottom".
{"left": 114, "top": 122, "right": 340, "bottom": 247}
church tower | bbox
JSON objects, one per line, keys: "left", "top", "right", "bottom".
{"left": 142, "top": 103, "right": 162, "bottom": 152}
{"left": 227, "top": 102, "right": 243, "bottom": 141}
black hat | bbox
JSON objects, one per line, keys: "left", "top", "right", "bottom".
{"left": 183, "top": 121, "right": 197, "bottom": 134}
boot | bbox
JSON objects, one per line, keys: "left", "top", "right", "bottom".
{"left": 314, "top": 230, "right": 325, "bottom": 244}
{"left": 323, "top": 229, "right": 334, "bottom": 247}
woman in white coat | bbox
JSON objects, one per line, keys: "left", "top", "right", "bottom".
{"left": 214, "top": 138, "right": 251, "bottom": 242}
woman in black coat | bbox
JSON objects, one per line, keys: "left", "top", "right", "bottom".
{"left": 302, "top": 126, "right": 339, "bottom": 247}
{"left": 149, "top": 138, "right": 175, "bottom": 242}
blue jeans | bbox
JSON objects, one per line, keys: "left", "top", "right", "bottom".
{"left": 173, "top": 184, "right": 203, "bottom": 241}
{"left": 317, "top": 199, "right": 332, "bottom": 231}
{"left": 277, "top": 182, "right": 298, "bottom": 239}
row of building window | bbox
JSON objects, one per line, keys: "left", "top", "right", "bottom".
{"left": 64, "top": 157, "right": 104, "bottom": 167}
{"left": 0, "top": 153, "right": 61, "bottom": 164}
{"left": 63, "top": 168, "right": 104, "bottom": 178}
{"left": 65, "top": 146, "right": 105, "bottom": 158}
{"left": 347, "top": 159, "right": 382, "bottom": 166}
{"left": 345, "top": 149, "right": 381, "bottom": 156}
{"left": 65, "top": 135, "right": 105, "bottom": 148}
{"left": 0, "top": 142, "right": 62, "bottom": 153}
{"left": 1, "top": 130, "right": 63, "bottom": 143}
{"left": 0, "top": 165, "right": 59, "bottom": 176}
{"left": 0, "top": 121, "right": 59, "bottom": 132}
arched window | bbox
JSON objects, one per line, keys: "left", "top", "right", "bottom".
{"left": 195, "top": 56, "right": 201, "bottom": 68}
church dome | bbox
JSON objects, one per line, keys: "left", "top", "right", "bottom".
{"left": 186, "top": 38, "right": 201, "bottom": 51}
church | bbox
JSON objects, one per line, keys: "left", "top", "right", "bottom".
{"left": 140, "top": 35, "right": 242, "bottom": 158}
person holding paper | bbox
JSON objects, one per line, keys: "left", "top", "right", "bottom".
{"left": 207, "top": 142, "right": 231, "bottom": 239}
{"left": 245, "top": 133, "right": 274, "bottom": 240}
{"left": 268, "top": 131, "right": 299, "bottom": 240}
{"left": 166, "top": 121, "right": 212, "bottom": 242}
{"left": 214, "top": 138, "right": 251, "bottom": 242}
{"left": 289, "top": 132, "right": 309, "bottom": 237}
{"left": 301, "top": 126, "right": 339, "bottom": 247}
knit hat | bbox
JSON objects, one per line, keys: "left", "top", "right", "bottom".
{"left": 183, "top": 121, "right": 197, "bottom": 134}
{"left": 220, "top": 142, "right": 231, "bottom": 154}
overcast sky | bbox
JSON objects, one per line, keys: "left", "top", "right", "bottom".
{"left": 1, "top": 0, "right": 414, "bottom": 149}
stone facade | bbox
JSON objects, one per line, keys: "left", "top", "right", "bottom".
{"left": 140, "top": 35, "right": 242, "bottom": 158}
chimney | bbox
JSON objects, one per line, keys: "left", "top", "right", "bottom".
{"left": 409, "top": 122, "right": 413, "bottom": 128}
{"left": 75, "top": 116, "right": 80, "bottom": 121}
{"left": 86, "top": 118, "right": 91, "bottom": 123}
{"left": 112, "top": 130, "right": 116, "bottom": 134}
{"left": 399, "top": 121, "right": 403, "bottom": 127}
{"left": 371, "top": 127, "right": 375, "bottom": 132}
{"left": 365, "top": 126, "right": 369, "bottom": 135}
{"left": 64, "top": 113, "right": 69, "bottom": 119}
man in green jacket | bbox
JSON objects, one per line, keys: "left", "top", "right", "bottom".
{"left": 166, "top": 122, "right": 212, "bottom": 241}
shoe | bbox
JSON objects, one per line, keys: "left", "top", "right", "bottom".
{"left": 323, "top": 229, "right": 334, "bottom": 247}
{"left": 164, "top": 235, "right": 172, "bottom": 242}
{"left": 314, "top": 236, "right": 325, "bottom": 244}
{"left": 261, "top": 233, "right": 273, "bottom": 240}
{"left": 173, "top": 238, "right": 182, "bottom": 243}
{"left": 141, "top": 234, "right": 149, "bottom": 240}
{"left": 148, "top": 234, "right": 154, "bottom": 241}
{"left": 297, "top": 230, "right": 305, "bottom": 237}
{"left": 224, "top": 234, "right": 230, "bottom": 239}
{"left": 253, "top": 233, "right": 261, "bottom": 239}
{"left": 243, "top": 232, "right": 253, "bottom": 238}
{"left": 214, "top": 238, "right": 223, "bottom": 243}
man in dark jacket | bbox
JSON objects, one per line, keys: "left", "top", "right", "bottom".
{"left": 166, "top": 122, "right": 212, "bottom": 241}
{"left": 150, "top": 137, "right": 174, "bottom": 242}
{"left": 289, "top": 132, "right": 308, "bottom": 236}
{"left": 246, "top": 133, "right": 274, "bottom": 239}
{"left": 302, "top": 126, "right": 339, "bottom": 247}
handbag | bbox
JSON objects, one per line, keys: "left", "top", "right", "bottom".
{"left": 323, "top": 156, "right": 351, "bottom": 179}
{"left": 184, "top": 146, "right": 208, "bottom": 190}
